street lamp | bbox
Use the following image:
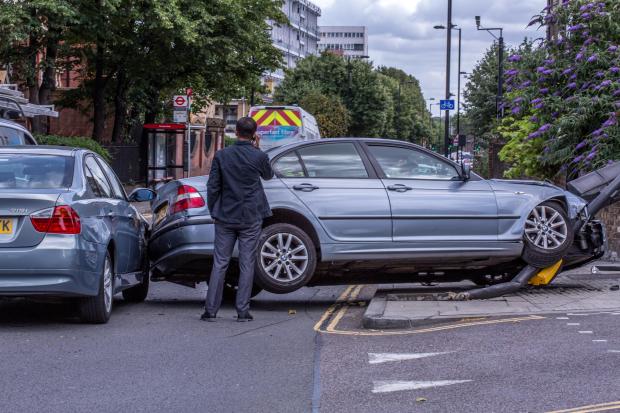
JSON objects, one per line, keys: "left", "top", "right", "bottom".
{"left": 397, "top": 80, "right": 415, "bottom": 140}
{"left": 435, "top": 23, "right": 463, "bottom": 148}
{"left": 475, "top": 15, "right": 504, "bottom": 119}
{"left": 434, "top": 0, "right": 453, "bottom": 157}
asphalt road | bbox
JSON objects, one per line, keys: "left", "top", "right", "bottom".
{"left": 1, "top": 277, "right": 620, "bottom": 413}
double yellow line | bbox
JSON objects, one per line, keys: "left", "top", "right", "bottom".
{"left": 547, "top": 401, "right": 620, "bottom": 413}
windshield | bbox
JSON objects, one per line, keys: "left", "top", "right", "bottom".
{"left": 0, "top": 154, "right": 74, "bottom": 189}
{"left": 0, "top": 125, "right": 33, "bottom": 146}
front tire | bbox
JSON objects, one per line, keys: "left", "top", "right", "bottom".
{"left": 80, "top": 251, "right": 114, "bottom": 324}
{"left": 254, "top": 223, "right": 317, "bottom": 294}
{"left": 522, "top": 201, "right": 573, "bottom": 268}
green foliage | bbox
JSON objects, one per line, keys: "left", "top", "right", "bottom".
{"left": 274, "top": 53, "right": 430, "bottom": 140}
{"left": 497, "top": 115, "right": 551, "bottom": 178}
{"left": 35, "top": 134, "right": 111, "bottom": 161}
{"left": 299, "top": 90, "right": 350, "bottom": 138}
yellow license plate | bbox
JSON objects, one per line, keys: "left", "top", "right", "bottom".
{"left": 155, "top": 204, "right": 168, "bottom": 224}
{"left": 0, "top": 218, "right": 14, "bottom": 235}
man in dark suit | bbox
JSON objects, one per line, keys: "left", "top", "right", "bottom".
{"left": 202, "top": 117, "right": 274, "bottom": 322}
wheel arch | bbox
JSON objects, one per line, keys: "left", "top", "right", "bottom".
{"left": 264, "top": 208, "right": 322, "bottom": 260}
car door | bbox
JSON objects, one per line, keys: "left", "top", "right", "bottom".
{"left": 96, "top": 156, "right": 144, "bottom": 275}
{"left": 84, "top": 156, "right": 133, "bottom": 276}
{"left": 363, "top": 143, "right": 499, "bottom": 243}
{"left": 273, "top": 141, "right": 391, "bottom": 242}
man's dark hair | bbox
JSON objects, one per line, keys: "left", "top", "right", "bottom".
{"left": 236, "top": 116, "right": 257, "bottom": 139}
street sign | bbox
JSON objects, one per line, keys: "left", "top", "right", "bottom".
{"left": 440, "top": 99, "right": 455, "bottom": 110}
{"left": 173, "top": 95, "right": 188, "bottom": 108}
{"left": 173, "top": 110, "right": 187, "bottom": 123}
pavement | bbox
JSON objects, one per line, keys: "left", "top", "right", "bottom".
{"left": 363, "top": 261, "right": 620, "bottom": 329}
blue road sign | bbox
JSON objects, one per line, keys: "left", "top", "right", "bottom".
{"left": 440, "top": 99, "right": 455, "bottom": 110}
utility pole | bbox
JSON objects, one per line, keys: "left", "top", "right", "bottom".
{"left": 444, "top": 0, "right": 452, "bottom": 157}
{"left": 476, "top": 16, "right": 504, "bottom": 119}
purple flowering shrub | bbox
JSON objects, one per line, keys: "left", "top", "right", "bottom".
{"left": 500, "top": 0, "right": 620, "bottom": 178}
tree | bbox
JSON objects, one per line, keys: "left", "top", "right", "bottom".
{"left": 299, "top": 90, "right": 350, "bottom": 138}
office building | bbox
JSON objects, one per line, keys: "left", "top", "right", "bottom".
{"left": 318, "top": 26, "right": 369, "bottom": 59}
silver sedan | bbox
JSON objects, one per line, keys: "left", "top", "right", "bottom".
{"left": 149, "top": 139, "right": 604, "bottom": 295}
{"left": 0, "top": 146, "right": 154, "bottom": 323}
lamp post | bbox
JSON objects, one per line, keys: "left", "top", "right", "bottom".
{"left": 434, "top": 0, "right": 453, "bottom": 157}
{"left": 429, "top": 101, "right": 440, "bottom": 151}
{"left": 475, "top": 15, "right": 504, "bottom": 119}
{"left": 397, "top": 80, "right": 415, "bottom": 140}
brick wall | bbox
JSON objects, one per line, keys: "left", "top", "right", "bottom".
{"left": 598, "top": 204, "right": 620, "bottom": 260}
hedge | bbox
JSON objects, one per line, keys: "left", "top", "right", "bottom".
{"left": 34, "top": 134, "right": 111, "bottom": 162}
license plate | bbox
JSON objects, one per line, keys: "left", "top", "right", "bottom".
{"left": 0, "top": 218, "right": 14, "bottom": 235}
{"left": 155, "top": 204, "right": 168, "bottom": 224}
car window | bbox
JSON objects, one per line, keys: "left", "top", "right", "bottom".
{"left": 96, "top": 157, "right": 126, "bottom": 200}
{"left": 297, "top": 143, "right": 368, "bottom": 178}
{"left": 368, "top": 145, "right": 460, "bottom": 180}
{"left": 274, "top": 152, "right": 305, "bottom": 178}
{"left": 84, "top": 156, "right": 112, "bottom": 198}
{"left": 0, "top": 125, "right": 29, "bottom": 146}
{"left": 0, "top": 154, "right": 73, "bottom": 188}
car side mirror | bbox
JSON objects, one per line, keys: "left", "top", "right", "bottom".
{"left": 461, "top": 164, "right": 471, "bottom": 180}
{"left": 128, "top": 188, "right": 156, "bottom": 202}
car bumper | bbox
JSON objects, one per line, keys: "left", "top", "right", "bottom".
{"left": 150, "top": 216, "right": 216, "bottom": 277}
{"left": 0, "top": 235, "right": 104, "bottom": 297}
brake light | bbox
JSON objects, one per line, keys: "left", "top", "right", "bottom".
{"left": 172, "top": 185, "right": 205, "bottom": 214}
{"left": 30, "top": 205, "right": 81, "bottom": 234}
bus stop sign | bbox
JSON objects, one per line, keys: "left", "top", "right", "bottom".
{"left": 173, "top": 95, "right": 188, "bottom": 108}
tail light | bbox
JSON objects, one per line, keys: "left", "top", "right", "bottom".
{"left": 30, "top": 205, "right": 81, "bottom": 234}
{"left": 172, "top": 185, "right": 205, "bottom": 214}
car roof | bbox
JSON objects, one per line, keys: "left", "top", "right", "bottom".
{"left": 0, "top": 145, "right": 83, "bottom": 156}
{"left": 266, "top": 137, "right": 440, "bottom": 157}
{"left": 0, "top": 118, "right": 31, "bottom": 134}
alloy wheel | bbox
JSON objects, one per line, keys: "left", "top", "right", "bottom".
{"left": 525, "top": 205, "right": 568, "bottom": 250}
{"left": 103, "top": 256, "right": 113, "bottom": 314}
{"left": 260, "top": 232, "right": 309, "bottom": 283}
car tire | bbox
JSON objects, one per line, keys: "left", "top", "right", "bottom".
{"left": 522, "top": 201, "right": 573, "bottom": 268}
{"left": 80, "top": 251, "right": 114, "bottom": 324}
{"left": 122, "top": 255, "right": 150, "bottom": 303}
{"left": 254, "top": 223, "right": 317, "bottom": 294}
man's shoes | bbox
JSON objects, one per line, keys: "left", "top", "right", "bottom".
{"left": 236, "top": 312, "right": 254, "bottom": 322}
{"left": 200, "top": 311, "right": 217, "bottom": 322}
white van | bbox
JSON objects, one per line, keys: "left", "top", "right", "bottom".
{"left": 249, "top": 105, "right": 321, "bottom": 150}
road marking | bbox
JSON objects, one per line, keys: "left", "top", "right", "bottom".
{"left": 567, "top": 313, "right": 592, "bottom": 316}
{"left": 592, "top": 340, "right": 608, "bottom": 343}
{"left": 313, "top": 285, "right": 546, "bottom": 336}
{"left": 608, "top": 350, "right": 620, "bottom": 353}
{"left": 557, "top": 317, "right": 570, "bottom": 320}
{"left": 372, "top": 380, "right": 471, "bottom": 394}
{"left": 546, "top": 401, "right": 620, "bottom": 413}
{"left": 368, "top": 352, "right": 453, "bottom": 365}
{"left": 567, "top": 323, "right": 580, "bottom": 326}
{"left": 578, "top": 331, "right": 594, "bottom": 334}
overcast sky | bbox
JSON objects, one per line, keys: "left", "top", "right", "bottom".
{"left": 314, "top": 0, "right": 546, "bottom": 115}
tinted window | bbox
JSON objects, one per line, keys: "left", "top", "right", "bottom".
{"left": 0, "top": 154, "right": 74, "bottom": 188}
{"left": 298, "top": 143, "right": 368, "bottom": 178}
{"left": 274, "top": 152, "right": 305, "bottom": 178}
{"left": 85, "top": 156, "right": 112, "bottom": 198}
{"left": 0, "top": 125, "right": 30, "bottom": 146}
{"left": 368, "top": 145, "right": 460, "bottom": 180}
{"left": 96, "top": 157, "right": 126, "bottom": 199}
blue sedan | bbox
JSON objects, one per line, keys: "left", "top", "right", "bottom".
{"left": 0, "top": 146, "right": 154, "bottom": 323}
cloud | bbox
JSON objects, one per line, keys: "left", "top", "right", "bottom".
{"left": 313, "top": 0, "right": 546, "bottom": 107}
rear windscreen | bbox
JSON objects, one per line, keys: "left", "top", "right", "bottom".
{"left": 0, "top": 126, "right": 31, "bottom": 145}
{"left": 0, "top": 154, "right": 74, "bottom": 189}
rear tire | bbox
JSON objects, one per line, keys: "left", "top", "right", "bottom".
{"left": 122, "top": 255, "right": 150, "bottom": 303}
{"left": 522, "top": 201, "right": 573, "bottom": 268}
{"left": 80, "top": 251, "right": 114, "bottom": 324}
{"left": 254, "top": 223, "right": 317, "bottom": 294}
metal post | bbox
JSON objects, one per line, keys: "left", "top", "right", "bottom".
{"left": 444, "top": 0, "right": 452, "bottom": 158}
{"left": 497, "top": 31, "right": 504, "bottom": 119}
{"left": 397, "top": 82, "right": 402, "bottom": 139}
{"left": 456, "top": 28, "right": 462, "bottom": 138}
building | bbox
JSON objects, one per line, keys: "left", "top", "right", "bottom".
{"left": 263, "top": 0, "right": 322, "bottom": 92}
{"left": 318, "top": 26, "right": 368, "bottom": 59}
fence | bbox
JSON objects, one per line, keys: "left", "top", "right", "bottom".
{"left": 103, "top": 144, "right": 145, "bottom": 184}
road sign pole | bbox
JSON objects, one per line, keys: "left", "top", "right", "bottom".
{"left": 186, "top": 98, "right": 191, "bottom": 178}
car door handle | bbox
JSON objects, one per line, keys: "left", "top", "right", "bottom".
{"left": 293, "top": 183, "right": 319, "bottom": 192}
{"left": 387, "top": 184, "right": 413, "bottom": 192}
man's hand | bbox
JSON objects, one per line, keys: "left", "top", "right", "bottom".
{"left": 253, "top": 133, "right": 261, "bottom": 149}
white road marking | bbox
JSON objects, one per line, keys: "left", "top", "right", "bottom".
{"left": 368, "top": 352, "right": 453, "bottom": 365}
{"left": 556, "top": 317, "right": 570, "bottom": 320}
{"left": 372, "top": 380, "right": 472, "bottom": 394}
{"left": 567, "top": 323, "right": 580, "bottom": 326}
{"left": 593, "top": 340, "right": 608, "bottom": 343}
{"left": 567, "top": 313, "right": 591, "bottom": 316}
{"left": 608, "top": 350, "right": 620, "bottom": 353}
{"left": 578, "top": 331, "right": 593, "bottom": 334}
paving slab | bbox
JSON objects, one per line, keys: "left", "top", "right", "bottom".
{"left": 362, "top": 267, "right": 620, "bottom": 329}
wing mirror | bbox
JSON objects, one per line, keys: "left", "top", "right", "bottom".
{"left": 461, "top": 164, "right": 471, "bottom": 180}
{"left": 128, "top": 188, "right": 156, "bottom": 202}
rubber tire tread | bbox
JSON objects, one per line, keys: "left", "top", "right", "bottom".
{"left": 80, "top": 252, "right": 113, "bottom": 324}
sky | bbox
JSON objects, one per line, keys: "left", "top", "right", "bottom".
{"left": 313, "top": 0, "right": 547, "bottom": 116}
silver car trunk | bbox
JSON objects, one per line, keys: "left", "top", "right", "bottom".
{"left": 0, "top": 191, "right": 61, "bottom": 247}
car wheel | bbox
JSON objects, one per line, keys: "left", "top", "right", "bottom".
{"left": 522, "top": 201, "right": 573, "bottom": 268}
{"left": 254, "top": 223, "right": 317, "bottom": 294}
{"left": 122, "top": 255, "right": 150, "bottom": 303}
{"left": 80, "top": 251, "right": 114, "bottom": 324}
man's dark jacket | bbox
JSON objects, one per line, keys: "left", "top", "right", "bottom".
{"left": 207, "top": 140, "right": 274, "bottom": 225}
